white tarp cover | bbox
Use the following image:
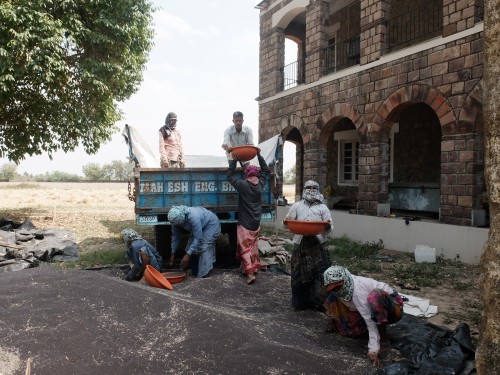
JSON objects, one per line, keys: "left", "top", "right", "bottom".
{"left": 249, "top": 134, "right": 283, "bottom": 167}
{"left": 122, "top": 125, "right": 158, "bottom": 168}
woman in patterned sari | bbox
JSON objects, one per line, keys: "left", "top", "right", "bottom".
{"left": 323, "top": 265, "right": 404, "bottom": 367}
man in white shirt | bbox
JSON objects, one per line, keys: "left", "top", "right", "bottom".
{"left": 221, "top": 111, "right": 254, "bottom": 167}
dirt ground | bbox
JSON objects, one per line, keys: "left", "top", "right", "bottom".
{"left": 0, "top": 182, "right": 482, "bottom": 338}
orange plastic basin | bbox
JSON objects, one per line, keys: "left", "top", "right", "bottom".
{"left": 143, "top": 265, "right": 174, "bottom": 290}
{"left": 161, "top": 271, "right": 187, "bottom": 284}
{"left": 230, "top": 146, "right": 260, "bottom": 162}
{"left": 284, "top": 219, "right": 330, "bottom": 236}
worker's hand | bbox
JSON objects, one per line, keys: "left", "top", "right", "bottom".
{"left": 180, "top": 254, "right": 190, "bottom": 270}
{"left": 228, "top": 160, "right": 237, "bottom": 170}
{"left": 367, "top": 352, "right": 381, "bottom": 367}
{"left": 222, "top": 144, "right": 230, "bottom": 151}
{"left": 169, "top": 254, "right": 174, "bottom": 267}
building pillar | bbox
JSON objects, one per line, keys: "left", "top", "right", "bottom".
{"left": 357, "top": 141, "right": 390, "bottom": 215}
{"left": 259, "top": 27, "right": 285, "bottom": 99}
{"left": 304, "top": 0, "right": 329, "bottom": 83}
{"left": 440, "top": 133, "right": 484, "bottom": 226}
{"left": 360, "top": 0, "right": 390, "bottom": 65}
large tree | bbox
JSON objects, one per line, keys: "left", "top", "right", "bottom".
{"left": 477, "top": 0, "right": 500, "bottom": 373}
{"left": 0, "top": 0, "right": 155, "bottom": 163}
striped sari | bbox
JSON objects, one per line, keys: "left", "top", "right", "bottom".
{"left": 236, "top": 225, "right": 261, "bottom": 274}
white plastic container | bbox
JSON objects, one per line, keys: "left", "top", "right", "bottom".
{"left": 414, "top": 245, "right": 436, "bottom": 263}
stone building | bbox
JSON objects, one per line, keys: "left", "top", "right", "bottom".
{"left": 255, "top": 0, "right": 485, "bottom": 226}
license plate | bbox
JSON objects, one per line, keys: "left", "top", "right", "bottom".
{"left": 139, "top": 215, "right": 158, "bottom": 224}
{"left": 261, "top": 212, "right": 273, "bottom": 221}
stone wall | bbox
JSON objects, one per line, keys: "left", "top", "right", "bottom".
{"left": 257, "top": 0, "right": 484, "bottom": 225}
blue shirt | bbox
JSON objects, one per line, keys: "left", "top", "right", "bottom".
{"left": 171, "top": 207, "right": 221, "bottom": 255}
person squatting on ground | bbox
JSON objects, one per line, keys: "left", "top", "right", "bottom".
{"left": 168, "top": 205, "right": 221, "bottom": 278}
{"left": 323, "top": 265, "right": 404, "bottom": 367}
{"left": 159, "top": 112, "right": 185, "bottom": 168}
{"left": 221, "top": 111, "right": 254, "bottom": 168}
{"left": 121, "top": 228, "right": 163, "bottom": 281}
{"left": 283, "top": 180, "right": 333, "bottom": 310}
{"left": 227, "top": 150, "right": 270, "bottom": 285}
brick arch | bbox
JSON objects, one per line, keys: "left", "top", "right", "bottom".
{"left": 317, "top": 102, "right": 364, "bottom": 149}
{"left": 276, "top": 114, "right": 306, "bottom": 198}
{"left": 272, "top": 1, "right": 308, "bottom": 29}
{"left": 458, "top": 80, "right": 483, "bottom": 133}
{"left": 277, "top": 114, "right": 312, "bottom": 150}
{"left": 373, "top": 84, "right": 457, "bottom": 139}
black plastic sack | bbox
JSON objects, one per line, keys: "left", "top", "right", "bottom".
{"left": 376, "top": 314, "right": 476, "bottom": 375}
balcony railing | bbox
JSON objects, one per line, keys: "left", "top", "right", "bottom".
{"left": 323, "top": 35, "right": 360, "bottom": 75}
{"left": 386, "top": 3, "right": 442, "bottom": 52}
{"left": 280, "top": 57, "right": 306, "bottom": 91}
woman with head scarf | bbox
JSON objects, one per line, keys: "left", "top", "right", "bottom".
{"left": 323, "top": 265, "right": 404, "bottom": 367}
{"left": 227, "top": 150, "right": 270, "bottom": 285}
{"left": 159, "top": 112, "right": 185, "bottom": 168}
{"left": 167, "top": 205, "right": 221, "bottom": 278}
{"left": 283, "top": 180, "right": 333, "bottom": 310}
{"left": 121, "top": 228, "right": 162, "bottom": 281}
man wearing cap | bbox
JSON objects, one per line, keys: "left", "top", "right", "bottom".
{"left": 221, "top": 111, "right": 254, "bottom": 167}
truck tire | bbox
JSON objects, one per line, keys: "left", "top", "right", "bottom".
{"left": 154, "top": 225, "right": 171, "bottom": 268}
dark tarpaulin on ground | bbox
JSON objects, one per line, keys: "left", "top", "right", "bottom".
{"left": 377, "top": 314, "right": 476, "bottom": 375}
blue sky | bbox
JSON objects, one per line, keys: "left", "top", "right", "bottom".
{"left": 1, "top": 1, "right": 296, "bottom": 175}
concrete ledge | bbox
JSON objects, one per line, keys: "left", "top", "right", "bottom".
{"left": 268, "top": 207, "right": 488, "bottom": 264}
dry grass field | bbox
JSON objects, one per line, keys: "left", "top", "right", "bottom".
{"left": 0, "top": 182, "right": 137, "bottom": 253}
{"left": 0, "top": 181, "right": 482, "bottom": 335}
{"left": 0, "top": 182, "right": 297, "bottom": 253}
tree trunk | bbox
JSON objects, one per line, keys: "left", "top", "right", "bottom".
{"left": 477, "top": 1, "right": 500, "bottom": 373}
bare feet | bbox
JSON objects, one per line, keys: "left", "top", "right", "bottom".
{"left": 246, "top": 273, "right": 256, "bottom": 285}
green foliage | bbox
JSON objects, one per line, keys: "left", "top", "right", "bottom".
{"left": 82, "top": 160, "right": 133, "bottom": 181}
{"left": 0, "top": 1, "right": 156, "bottom": 163}
{"left": 59, "top": 249, "right": 126, "bottom": 269}
{"left": 284, "top": 165, "right": 296, "bottom": 184}
{"left": 328, "top": 236, "right": 384, "bottom": 274}
{"left": 390, "top": 262, "right": 442, "bottom": 287}
{"left": 34, "top": 171, "right": 81, "bottom": 182}
{"left": 82, "top": 162, "right": 106, "bottom": 180}
{"left": 0, "top": 162, "right": 17, "bottom": 180}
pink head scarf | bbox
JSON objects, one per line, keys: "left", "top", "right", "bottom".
{"left": 245, "top": 165, "right": 260, "bottom": 185}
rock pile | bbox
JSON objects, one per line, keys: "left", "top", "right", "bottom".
{"left": 0, "top": 219, "right": 79, "bottom": 272}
